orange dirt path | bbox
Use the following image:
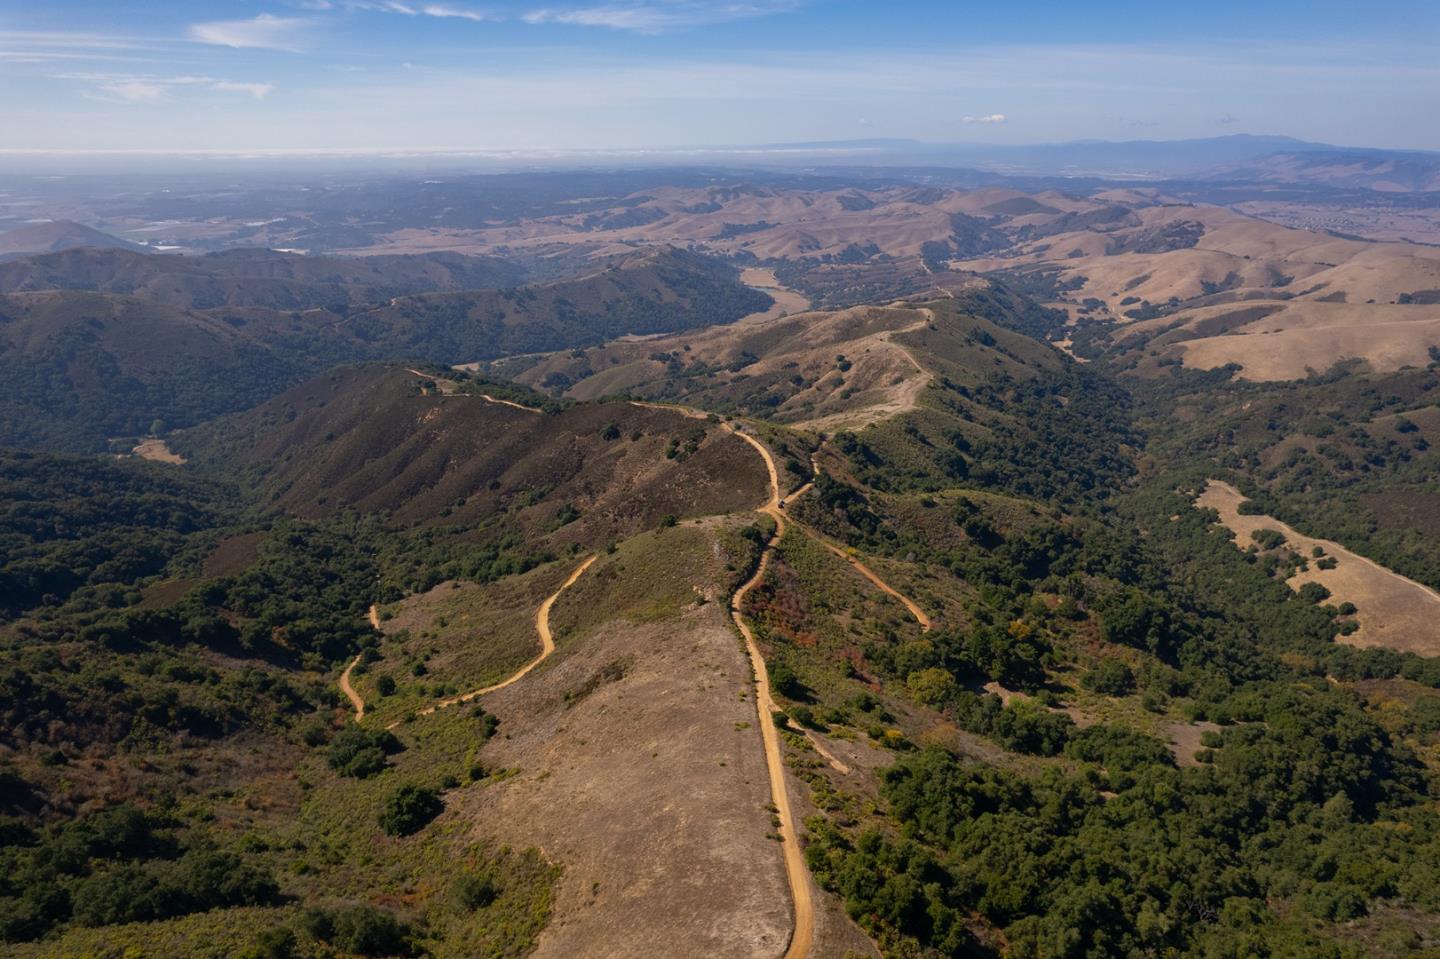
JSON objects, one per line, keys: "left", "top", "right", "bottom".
{"left": 390, "top": 555, "right": 597, "bottom": 729}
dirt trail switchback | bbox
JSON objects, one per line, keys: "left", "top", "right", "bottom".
{"left": 409, "top": 554, "right": 596, "bottom": 723}
{"left": 337, "top": 603, "right": 384, "bottom": 722}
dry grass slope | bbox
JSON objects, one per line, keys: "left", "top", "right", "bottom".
{"left": 1198, "top": 479, "right": 1440, "bottom": 655}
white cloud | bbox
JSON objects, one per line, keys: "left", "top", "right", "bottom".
{"left": 97, "top": 80, "right": 167, "bottom": 102}
{"left": 963, "top": 113, "right": 1007, "bottom": 124}
{"left": 320, "top": 0, "right": 496, "bottom": 19}
{"left": 523, "top": 1, "right": 801, "bottom": 33}
{"left": 61, "top": 72, "right": 277, "bottom": 103}
{"left": 0, "top": 30, "right": 142, "bottom": 51}
{"left": 0, "top": 29, "right": 168, "bottom": 64}
{"left": 420, "top": 4, "right": 496, "bottom": 20}
{"left": 187, "top": 14, "right": 311, "bottom": 52}
{"left": 212, "top": 81, "right": 277, "bottom": 99}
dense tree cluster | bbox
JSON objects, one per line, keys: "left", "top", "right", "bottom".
{"left": 812, "top": 678, "right": 1434, "bottom": 959}
{"left": 0, "top": 452, "right": 227, "bottom": 617}
{"left": 0, "top": 805, "right": 278, "bottom": 943}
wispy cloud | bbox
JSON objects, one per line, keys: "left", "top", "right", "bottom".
{"left": 305, "top": 0, "right": 497, "bottom": 20}
{"left": 523, "top": 1, "right": 801, "bottom": 33}
{"left": 0, "top": 30, "right": 143, "bottom": 51}
{"left": 419, "top": 4, "right": 497, "bottom": 20}
{"left": 212, "top": 81, "right": 278, "bottom": 99}
{"left": 0, "top": 29, "right": 165, "bottom": 64}
{"left": 963, "top": 113, "right": 1007, "bottom": 124}
{"left": 61, "top": 72, "right": 276, "bottom": 102}
{"left": 96, "top": 80, "right": 167, "bottom": 102}
{"left": 187, "top": 14, "right": 312, "bottom": 52}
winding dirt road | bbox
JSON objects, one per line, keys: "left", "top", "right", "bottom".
{"left": 818, "top": 542, "right": 932, "bottom": 632}
{"left": 477, "top": 393, "right": 543, "bottom": 414}
{"left": 338, "top": 604, "right": 384, "bottom": 722}
{"left": 779, "top": 452, "right": 932, "bottom": 634}
{"left": 411, "top": 554, "right": 596, "bottom": 721}
{"left": 404, "top": 367, "right": 544, "bottom": 414}
{"left": 349, "top": 557, "right": 595, "bottom": 730}
{"left": 339, "top": 655, "right": 365, "bottom": 723}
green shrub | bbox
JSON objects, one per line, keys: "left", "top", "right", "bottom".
{"left": 769, "top": 662, "right": 804, "bottom": 699}
{"left": 327, "top": 726, "right": 402, "bottom": 778}
{"left": 788, "top": 705, "right": 819, "bottom": 729}
{"left": 1251, "top": 528, "right": 1286, "bottom": 550}
{"left": 379, "top": 784, "right": 443, "bottom": 837}
{"left": 453, "top": 871, "right": 499, "bottom": 910}
{"left": 238, "top": 927, "right": 297, "bottom": 959}
{"left": 1081, "top": 659, "right": 1135, "bottom": 696}
{"left": 1303, "top": 883, "right": 1368, "bottom": 922}
{"left": 311, "top": 905, "right": 416, "bottom": 957}
{"left": 907, "top": 667, "right": 958, "bottom": 706}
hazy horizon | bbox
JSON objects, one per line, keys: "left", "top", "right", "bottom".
{"left": 3, "top": 0, "right": 1437, "bottom": 155}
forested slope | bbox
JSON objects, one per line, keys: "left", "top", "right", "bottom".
{"left": 0, "top": 247, "right": 768, "bottom": 450}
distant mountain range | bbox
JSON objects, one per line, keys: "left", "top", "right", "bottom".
{"left": 0, "top": 220, "right": 146, "bottom": 259}
{"left": 734, "top": 134, "right": 1333, "bottom": 174}
{"left": 1199, "top": 150, "right": 1440, "bottom": 193}
{"left": 679, "top": 136, "right": 1440, "bottom": 189}
{"left": 6, "top": 136, "right": 1435, "bottom": 192}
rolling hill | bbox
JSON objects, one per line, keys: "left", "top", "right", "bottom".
{"left": 0, "top": 246, "right": 769, "bottom": 450}
{"left": 0, "top": 246, "right": 524, "bottom": 310}
{"left": 0, "top": 290, "right": 307, "bottom": 448}
{"left": 1205, "top": 149, "right": 1440, "bottom": 193}
{"left": 322, "top": 177, "right": 1440, "bottom": 383}
{"left": 949, "top": 200, "right": 1440, "bottom": 380}
{"left": 0, "top": 220, "right": 147, "bottom": 259}
{"left": 342, "top": 246, "right": 770, "bottom": 361}
{"left": 497, "top": 282, "right": 1066, "bottom": 430}
{"left": 179, "top": 364, "right": 770, "bottom": 545}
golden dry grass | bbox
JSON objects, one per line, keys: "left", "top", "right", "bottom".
{"left": 1198, "top": 479, "right": 1440, "bottom": 655}
{"left": 1177, "top": 315, "right": 1440, "bottom": 380}
{"left": 510, "top": 301, "right": 937, "bottom": 427}
{"left": 346, "top": 184, "right": 1440, "bottom": 385}
{"left": 131, "top": 437, "right": 186, "bottom": 464}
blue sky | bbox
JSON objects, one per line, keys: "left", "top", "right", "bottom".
{"left": 1, "top": 0, "right": 1436, "bottom": 154}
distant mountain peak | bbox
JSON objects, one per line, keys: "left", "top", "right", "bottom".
{"left": 0, "top": 220, "right": 147, "bottom": 259}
